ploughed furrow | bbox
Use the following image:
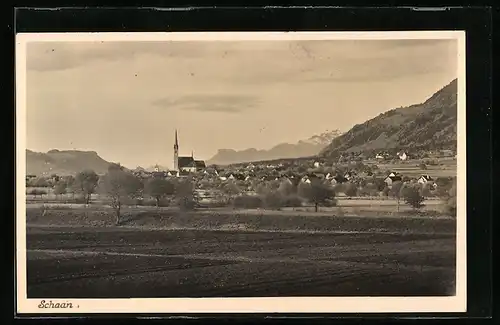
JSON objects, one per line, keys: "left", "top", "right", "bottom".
{"left": 27, "top": 251, "right": 239, "bottom": 286}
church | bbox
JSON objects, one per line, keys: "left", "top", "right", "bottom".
{"left": 173, "top": 130, "right": 206, "bottom": 173}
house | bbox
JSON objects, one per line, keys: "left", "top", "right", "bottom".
{"left": 246, "top": 163, "right": 255, "bottom": 169}
{"left": 344, "top": 171, "right": 356, "bottom": 181}
{"left": 384, "top": 172, "right": 403, "bottom": 188}
{"left": 313, "top": 161, "right": 321, "bottom": 168}
{"left": 397, "top": 151, "right": 408, "bottom": 161}
{"left": 166, "top": 170, "right": 179, "bottom": 177}
{"left": 418, "top": 174, "right": 434, "bottom": 184}
{"left": 375, "top": 153, "right": 385, "bottom": 159}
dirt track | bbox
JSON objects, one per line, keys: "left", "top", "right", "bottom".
{"left": 26, "top": 225, "right": 456, "bottom": 298}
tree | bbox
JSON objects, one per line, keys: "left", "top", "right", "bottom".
{"left": 389, "top": 181, "right": 404, "bottom": 212}
{"left": 419, "top": 162, "right": 428, "bottom": 170}
{"left": 53, "top": 181, "right": 67, "bottom": 199}
{"left": 420, "top": 183, "right": 434, "bottom": 198}
{"left": 444, "top": 182, "right": 457, "bottom": 216}
{"left": 221, "top": 181, "right": 241, "bottom": 204}
{"left": 145, "top": 178, "right": 175, "bottom": 207}
{"left": 277, "top": 179, "right": 295, "bottom": 197}
{"left": 175, "top": 178, "right": 197, "bottom": 210}
{"left": 298, "top": 179, "right": 335, "bottom": 212}
{"left": 34, "top": 177, "right": 50, "bottom": 187}
{"left": 262, "top": 190, "right": 283, "bottom": 210}
{"left": 402, "top": 185, "right": 426, "bottom": 210}
{"left": 99, "top": 167, "right": 143, "bottom": 225}
{"left": 75, "top": 170, "right": 99, "bottom": 204}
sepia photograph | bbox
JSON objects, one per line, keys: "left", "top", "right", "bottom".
{"left": 16, "top": 31, "right": 466, "bottom": 313}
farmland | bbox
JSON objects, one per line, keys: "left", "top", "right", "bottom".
{"left": 27, "top": 224, "right": 455, "bottom": 298}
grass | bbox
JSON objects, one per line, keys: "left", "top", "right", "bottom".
{"left": 26, "top": 205, "right": 456, "bottom": 234}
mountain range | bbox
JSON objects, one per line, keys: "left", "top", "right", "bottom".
{"left": 320, "top": 78, "right": 457, "bottom": 158}
{"left": 206, "top": 130, "right": 343, "bottom": 166}
{"left": 26, "top": 149, "right": 113, "bottom": 176}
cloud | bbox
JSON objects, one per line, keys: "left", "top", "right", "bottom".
{"left": 152, "top": 94, "right": 260, "bottom": 113}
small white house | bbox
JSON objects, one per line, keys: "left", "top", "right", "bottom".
{"left": 313, "top": 161, "right": 321, "bottom": 168}
{"left": 417, "top": 175, "right": 433, "bottom": 184}
{"left": 398, "top": 152, "right": 408, "bottom": 161}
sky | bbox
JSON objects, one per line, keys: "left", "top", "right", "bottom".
{"left": 25, "top": 38, "right": 458, "bottom": 169}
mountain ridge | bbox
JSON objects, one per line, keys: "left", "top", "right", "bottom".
{"left": 319, "top": 79, "right": 457, "bottom": 158}
{"left": 206, "top": 130, "right": 343, "bottom": 166}
{"left": 26, "top": 149, "right": 114, "bottom": 176}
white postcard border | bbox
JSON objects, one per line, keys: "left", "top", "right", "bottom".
{"left": 16, "top": 31, "right": 467, "bottom": 314}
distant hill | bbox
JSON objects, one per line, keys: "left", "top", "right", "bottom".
{"left": 26, "top": 149, "right": 114, "bottom": 176}
{"left": 207, "top": 130, "right": 343, "bottom": 166}
{"left": 320, "top": 79, "right": 457, "bottom": 158}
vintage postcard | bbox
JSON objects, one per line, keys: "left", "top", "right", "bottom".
{"left": 16, "top": 31, "right": 466, "bottom": 314}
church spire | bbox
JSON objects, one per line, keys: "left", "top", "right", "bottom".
{"left": 173, "top": 129, "right": 179, "bottom": 172}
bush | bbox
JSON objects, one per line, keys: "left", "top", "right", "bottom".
{"left": 402, "top": 186, "right": 426, "bottom": 210}
{"left": 139, "top": 198, "right": 170, "bottom": 207}
{"left": 233, "top": 195, "right": 263, "bottom": 209}
{"left": 344, "top": 183, "right": 358, "bottom": 197}
{"left": 262, "top": 191, "right": 283, "bottom": 210}
{"left": 322, "top": 198, "right": 337, "bottom": 207}
{"left": 445, "top": 196, "right": 457, "bottom": 216}
{"left": 27, "top": 188, "right": 48, "bottom": 197}
{"left": 178, "top": 197, "right": 197, "bottom": 211}
{"left": 281, "top": 195, "right": 303, "bottom": 207}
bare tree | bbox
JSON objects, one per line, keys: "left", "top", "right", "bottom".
{"left": 99, "top": 166, "right": 143, "bottom": 225}
{"left": 389, "top": 181, "right": 404, "bottom": 212}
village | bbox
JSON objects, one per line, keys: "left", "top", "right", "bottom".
{"left": 25, "top": 143, "right": 457, "bottom": 217}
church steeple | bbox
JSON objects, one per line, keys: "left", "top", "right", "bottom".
{"left": 173, "top": 129, "right": 179, "bottom": 171}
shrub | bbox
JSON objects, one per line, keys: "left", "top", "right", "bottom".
{"left": 178, "top": 197, "right": 197, "bottom": 211}
{"left": 344, "top": 183, "right": 358, "bottom": 197}
{"left": 28, "top": 188, "right": 48, "bottom": 197}
{"left": 323, "top": 198, "right": 337, "bottom": 207}
{"left": 233, "top": 195, "right": 263, "bottom": 209}
{"left": 262, "top": 191, "right": 283, "bottom": 210}
{"left": 444, "top": 196, "right": 457, "bottom": 216}
{"left": 281, "top": 194, "right": 303, "bottom": 207}
{"left": 402, "top": 186, "right": 426, "bottom": 210}
{"left": 419, "top": 163, "right": 427, "bottom": 170}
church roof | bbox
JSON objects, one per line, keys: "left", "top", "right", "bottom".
{"left": 178, "top": 156, "right": 195, "bottom": 168}
{"left": 195, "top": 160, "right": 206, "bottom": 168}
